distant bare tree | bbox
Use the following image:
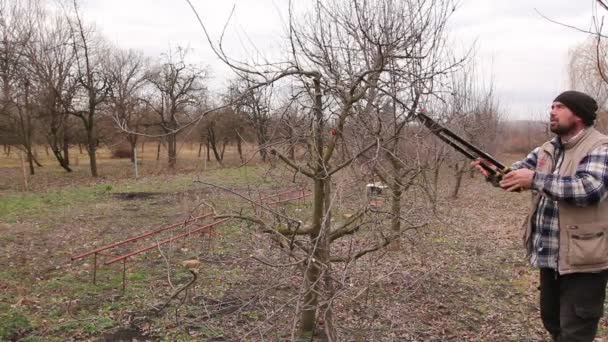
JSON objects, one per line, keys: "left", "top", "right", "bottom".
{"left": 26, "top": 10, "right": 76, "bottom": 172}
{"left": 0, "top": 0, "right": 40, "bottom": 174}
{"left": 199, "top": 109, "right": 227, "bottom": 166}
{"left": 427, "top": 62, "right": 501, "bottom": 199}
{"left": 106, "top": 48, "right": 148, "bottom": 163}
{"left": 230, "top": 80, "right": 273, "bottom": 162}
{"left": 65, "top": 0, "right": 111, "bottom": 177}
{"left": 276, "top": 101, "right": 307, "bottom": 160}
{"left": 144, "top": 47, "right": 207, "bottom": 169}
{"left": 568, "top": 37, "right": 608, "bottom": 108}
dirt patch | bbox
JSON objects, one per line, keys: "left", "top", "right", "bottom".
{"left": 112, "top": 192, "right": 160, "bottom": 200}
{"left": 99, "top": 326, "right": 150, "bottom": 341}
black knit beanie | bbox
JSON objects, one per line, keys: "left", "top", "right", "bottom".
{"left": 553, "top": 90, "right": 598, "bottom": 126}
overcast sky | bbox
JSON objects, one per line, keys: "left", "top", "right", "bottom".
{"left": 79, "top": 0, "right": 601, "bottom": 121}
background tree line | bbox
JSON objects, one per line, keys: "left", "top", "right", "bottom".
{"left": 0, "top": 0, "right": 301, "bottom": 176}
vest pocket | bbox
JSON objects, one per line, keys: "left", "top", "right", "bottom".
{"left": 568, "top": 224, "right": 608, "bottom": 266}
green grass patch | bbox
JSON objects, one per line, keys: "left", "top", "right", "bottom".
{"left": 0, "top": 165, "right": 267, "bottom": 223}
{"left": 0, "top": 185, "right": 112, "bottom": 223}
{"left": 0, "top": 307, "right": 32, "bottom": 341}
{"left": 48, "top": 315, "right": 114, "bottom": 336}
{"left": 200, "top": 165, "right": 268, "bottom": 186}
{"left": 110, "top": 165, "right": 269, "bottom": 195}
{"left": 34, "top": 267, "right": 151, "bottom": 301}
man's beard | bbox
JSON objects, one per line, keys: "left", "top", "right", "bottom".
{"left": 550, "top": 121, "right": 576, "bottom": 135}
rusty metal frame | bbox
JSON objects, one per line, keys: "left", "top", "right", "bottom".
{"left": 104, "top": 218, "right": 229, "bottom": 266}
{"left": 256, "top": 187, "right": 311, "bottom": 208}
{"left": 70, "top": 213, "right": 219, "bottom": 290}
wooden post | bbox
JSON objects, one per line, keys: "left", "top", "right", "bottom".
{"left": 20, "top": 152, "right": 29, "bottom": 190}
{"left": 133, "top": 146, "right": 139, "bottom": 179}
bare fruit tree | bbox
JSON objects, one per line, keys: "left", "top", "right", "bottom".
{"left": 190, "top": 0, "right": 459, "bottom": 338}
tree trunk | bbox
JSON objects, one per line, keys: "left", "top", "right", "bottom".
{"left": 87, "top": 140, "right": 98, "bottom": 177}
{"left": 84, "top": 117, "right": 98, "bottom": 177}
{"left": 87, "top": 144, "right": 98, "bottom": 177}
{"left": 210, "top": 142, "right": 222, "bottom": 164}
{"left": 27, "top": 149, "right": 35, "bottom": 175}
{"left": 220, "top": 141, "right": 227, "bottom": 160}
{"left": 236, "top": 136, "right": 244, "bottom": 163}
{"left": 259, "top": 143, "right": 267, "bottom": 162}
{"left": 32, "top": 153, "right": 42, "bottom": 167}
{"left": 319, "top": 179, "right": 336, "bottom": 341}
{"left": 50, "top": 145, "right": 72, "bottom": 172}
{"left": 156, "top": 140, "right": 161, "bottom": 161}
{"left": 207, "top": 127, "right": 223, "bottom": 165}
{"left": 299, "top": 177, "right": 325, "bottom": 338}
{"left": 298, "top": 76, "right": 335, "bottom": 340}
{"left": 46, "top": 127, "right": 71, "bottom": 172}
{"left": 391, "top": 186, "right": 402, "bottom": 232}
{"left": 130, "top": 140, "right": 137, "bottom": 164}
{"left": 63, "top": 127, "right": 70, "bottom": 166}
{"left": 206, "top": 140, "right": 210, "bottom": 162}
{"left": 198, "top": 142, "right": 203, "bottom": 158}
{"left": 167, "top": 133, "right": 177, "bottom": 168}
{"left": 451, "top": 162, "right": 466, "bottom": 199}
{"left": 255, "top": 122, "right": 269, "bottom": 162}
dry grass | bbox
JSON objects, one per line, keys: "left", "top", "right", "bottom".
{"left": 0, "top": 143, "right": 263, "bottom": 193}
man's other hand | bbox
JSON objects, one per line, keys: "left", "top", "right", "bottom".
{"left": 500, "top": 169, "right": 534, "bottom": 192}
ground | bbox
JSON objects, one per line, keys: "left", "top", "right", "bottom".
{"left": 1, "top": 146, "right": 607, "bottom": 341}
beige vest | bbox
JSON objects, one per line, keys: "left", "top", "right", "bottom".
{"left": 523, "top": 127, "right": 608, "bottom": 274}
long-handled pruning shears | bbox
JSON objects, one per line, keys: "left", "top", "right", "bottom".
{"left": 415, "top": 110, "right": 512, "bottom": 187}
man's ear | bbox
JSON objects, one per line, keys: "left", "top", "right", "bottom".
{"left": 572, "top": 114, "right": 584, "bottom": 126}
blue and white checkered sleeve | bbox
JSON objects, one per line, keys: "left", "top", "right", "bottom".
{"left": 510, "top": 147, "right": 540, "bottom": 170}
{"left": 532, "top": 144, "right": 608, "bottom": 206}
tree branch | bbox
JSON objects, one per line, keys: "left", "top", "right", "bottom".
{"left": 328, "top": 138, "right": 379, "bottom": 176}
{"left": 330, "top": 223, "right": 427, "bottom": 263}
{"left": 328, "top": 211, "right": 366, "bottom": 242}
{"left": 270, "top": 148, "right": 315, "bottom": 178}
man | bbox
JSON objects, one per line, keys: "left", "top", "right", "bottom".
{"left": 473, "top": 90, "right": 608, "bottom": 342}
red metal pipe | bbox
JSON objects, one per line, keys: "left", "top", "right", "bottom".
{"left": 104, "top": 218, "right": 230, "bottom": 265}
{"left": 71, "top": 213, "right": 213, "bottom": 261}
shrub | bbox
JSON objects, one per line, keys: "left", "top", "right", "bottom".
{"left": 110, "top": 143, "right": 132, "bottom": 159}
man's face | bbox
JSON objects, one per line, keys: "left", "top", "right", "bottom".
{"left": 550, "top": 101, "right": 581, "bottom": 135}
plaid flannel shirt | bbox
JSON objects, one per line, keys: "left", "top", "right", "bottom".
{"left": 511, "top": 136, "right": 608, "bottom": 269}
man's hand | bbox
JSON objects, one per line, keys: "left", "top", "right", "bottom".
{"left": 500, "top": 169, "right": 534, "bottom": 192}
{"left": 471, "top": 159, "right": 491, "bottom": 177}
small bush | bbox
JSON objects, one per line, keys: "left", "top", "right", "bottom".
{"left": 111, "top": 147, "right": 132, "bottom": 159}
